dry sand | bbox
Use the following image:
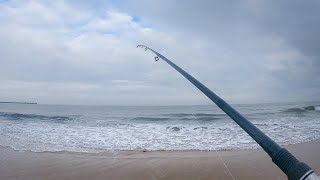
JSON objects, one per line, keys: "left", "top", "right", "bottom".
{"left": 0, "top": 140, "right": 319, "bottom": 180}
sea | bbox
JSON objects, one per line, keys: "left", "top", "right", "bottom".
{"left": 0, "top": 102, "right": 319, "bottom": 153}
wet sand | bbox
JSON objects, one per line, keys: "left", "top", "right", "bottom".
{"left": 0, "top": 140, "right": 319, "bottom": 180}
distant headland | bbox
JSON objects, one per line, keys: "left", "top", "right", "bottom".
{"left": 0, "top": 102, "right": 37, "bottom": 104}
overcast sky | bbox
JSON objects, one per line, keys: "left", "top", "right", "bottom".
{"left": 0, "top": 0, "right": 319, "bottom": 105}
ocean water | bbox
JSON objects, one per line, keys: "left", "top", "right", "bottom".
{"left": 0, "top": 102, "right": 319, "bottom": 153}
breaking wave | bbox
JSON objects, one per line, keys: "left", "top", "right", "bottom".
{"left": 131, "top": 113, "right": 226, "bottom": 122}
{"left": 1, "top": 103, "right": 320, "bottom": 153}
{"left": 131, "top": 117, "right": 171, "bottom": 121}
{"left": 0, "top": 112, "right": 73, "bottom": 122}
{"left": 284, "top": 105, "right": 320, "bottom": 113}
{"left": 163, "top": 113, "right": 226, "bottom": 117}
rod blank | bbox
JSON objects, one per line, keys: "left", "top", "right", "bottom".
{"left": 137, "top": 45, "right": 318, "bottom": 180}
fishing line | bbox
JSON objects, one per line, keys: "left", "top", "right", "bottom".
{"left": 190, "top": 111, "right": 235, "bottom": 180}
{"left": 215, "top": 149, "right": 236, "bottom": 180}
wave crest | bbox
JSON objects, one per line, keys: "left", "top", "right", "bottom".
{"left": 284, "top": 105, "right": 320, "bottom": 113}
{"left": 0, "top": 112, "right": 73, "bottom": 122}
{"left": 131, "top": 117, "right": 170, "bottom": 121}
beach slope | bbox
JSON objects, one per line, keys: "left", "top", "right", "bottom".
{"left": 1, "top": 140, "right": 319, "bottom": 180}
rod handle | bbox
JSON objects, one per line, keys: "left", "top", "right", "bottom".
{"left": 272, "top": 148, "right": 313, "bottom": 180}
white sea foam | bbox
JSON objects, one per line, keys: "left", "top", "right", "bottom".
{"left": 0, "top": 103, "right": 320, "bottom": 153}
{"left": 1, "top": 117, "right": 319, "bottom": 152}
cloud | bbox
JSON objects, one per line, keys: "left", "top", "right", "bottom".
{"left": 120, "top": 0, "right": 320, "bottom": 102}
{"left": 0, "top": 0, "right": 319, "bottom": 105}
{"left": 0, "top": 1, "right": 177, "bottom": 104}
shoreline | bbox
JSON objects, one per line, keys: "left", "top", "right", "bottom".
{"left": 1, "top": 140, "right": 319, "bottom": 180}
{"left": 1, "top": 138, "right": 320, "bottom": 154}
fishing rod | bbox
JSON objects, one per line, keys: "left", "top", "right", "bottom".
{"left": 137, "top": 45, "right": 319, "bottom": 180}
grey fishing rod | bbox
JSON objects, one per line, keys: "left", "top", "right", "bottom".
{"left": 137, "top": 45, "right": 319, "bottom": 180}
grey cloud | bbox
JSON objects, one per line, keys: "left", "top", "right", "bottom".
{"left": 119, "top": 0, "right": 320, "bottom": 102}
{"left": 122, "top": 0, "right": 320, "bottom": 56}
{"left": 0, "top": 0, "right": 319, "bottom": 105}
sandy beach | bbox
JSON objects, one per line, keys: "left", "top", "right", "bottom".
{"left": 0, "top": 140, "right": 319, "bottom": 180}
